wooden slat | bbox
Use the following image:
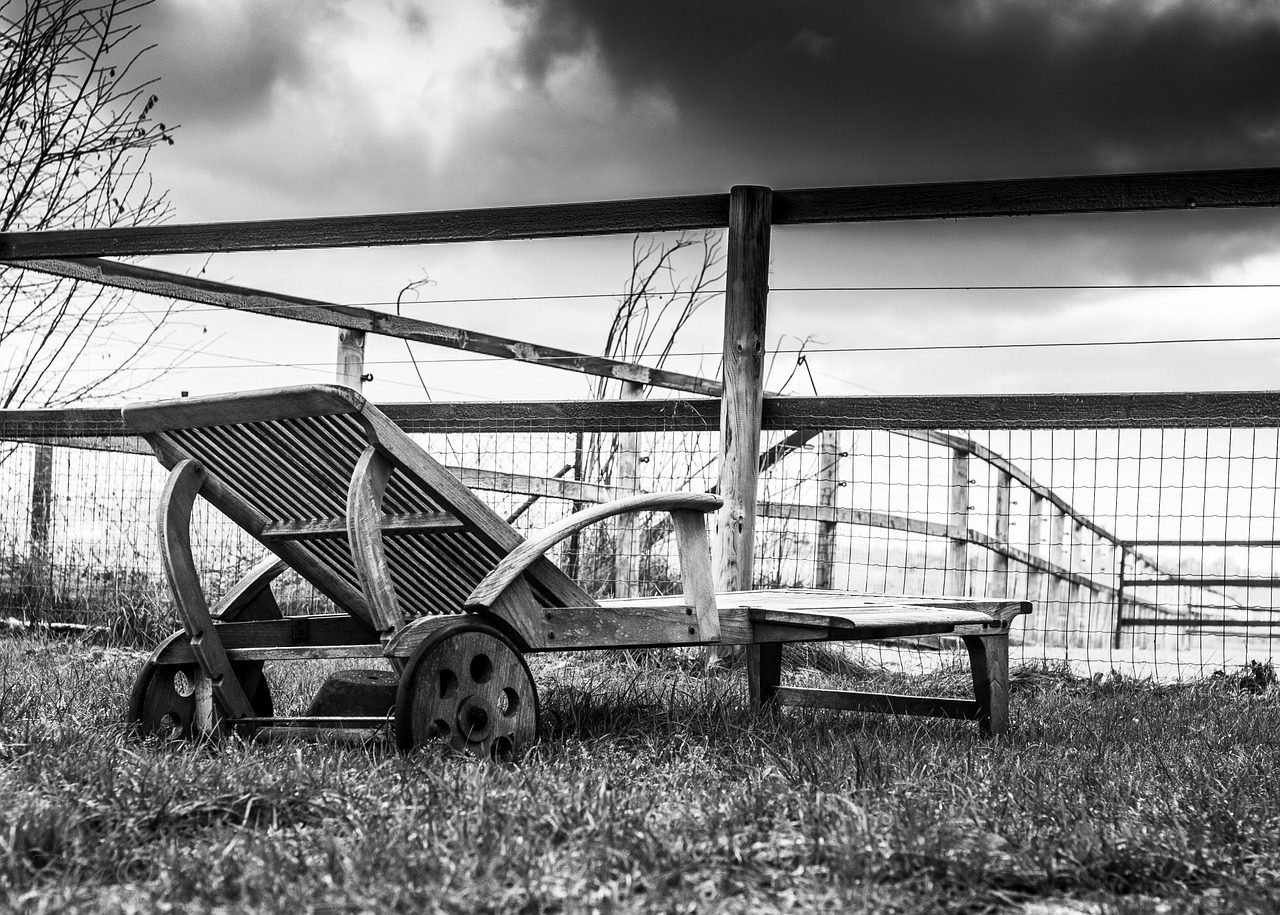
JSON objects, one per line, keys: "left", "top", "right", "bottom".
{"left": 260, "top": 511, "right": 463, "bottom": 542}
{"left": 220, "top": 426, "right": 339, "bottom": 524}
{"left": 775, "top": 687, "right": 982, "bottom": 720}
{"left": 357, "top": 400, "right": 600, "bottom": 611}
{"left": 124, "top": 384, "right": 362, "bottom": 433}
{"left": 145, "top": 433, "right": 375, "bottom": 624}
{"left": 748, "top": 606, "right": 998, "bottom": 631}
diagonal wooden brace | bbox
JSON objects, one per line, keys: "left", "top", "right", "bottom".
{"left": 159, "top": 459, "right": 256, "bottom": 725}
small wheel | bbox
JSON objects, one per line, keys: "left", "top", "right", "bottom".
{"left": 128, "top": 656, "right": 273, "bottom": 740}
{"left": 395, "top": 621, "right": 539, "bottom": 759}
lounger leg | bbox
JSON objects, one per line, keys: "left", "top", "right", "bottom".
{"left": 963, "top": 630, "right": 1010, "bottom": 736}
{"left": 747, "top": 643, "right": 783, "bottom": 706}
{"left": 159, "top": 459, "right": 256, "bottom": 730}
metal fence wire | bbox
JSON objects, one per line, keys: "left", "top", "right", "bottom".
{"left": 1, "top": 405, "right": 1277, "bottom": 679}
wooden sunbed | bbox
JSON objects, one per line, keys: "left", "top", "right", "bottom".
{"left": 123, "top": 384, "right": 1030, "bottom": 754}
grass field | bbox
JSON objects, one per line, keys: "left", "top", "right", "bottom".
{"left": 1, "top": 636, "right": 1278, "bottom": 914}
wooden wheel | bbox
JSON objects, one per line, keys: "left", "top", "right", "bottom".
{"left": 128, "top": 654, "right": 273, "bottom": 740}
{"left": 395, "top": 621, "right": 539, "bottom": 758}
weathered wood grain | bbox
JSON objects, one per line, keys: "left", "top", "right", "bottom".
{"left": 259, "top": 511, "right": 463, "bottom": 542}
{"left": 0, "top": 194, "right": 730, "bottom": 256}
{"left": 772, "top": 167, "right": 1280, "bottom": 224}
{"left": 672, "top": 510, "right": 720, "bottom": 642}
{"left": 153, "top": 614, "right": 380, "bottom": 663}
{"left": 722, "top": 185, "right": 775, "bottom": 705}
{"left": 718, "top": 185, "right": 773, "bottom": 599}
{"left": 5, "top": 167, "right": 1278, "bottom": 259}
{"left": 346, "top": 446, "right": 403, "bottom": 632}
{"left": 157, "top": 460, "right": 256, "bottom": 724}
{"left": 964, "top": 632, "right": 1010, "bottom": 736}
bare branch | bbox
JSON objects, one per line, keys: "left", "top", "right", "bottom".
{"left": 0, "top": 0, "right": 187, "bottom": 408}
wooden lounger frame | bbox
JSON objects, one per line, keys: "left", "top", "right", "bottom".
{"left": 125, "top": 384, "right": 1030, "bottom": 740}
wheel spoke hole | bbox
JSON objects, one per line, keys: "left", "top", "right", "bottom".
{"left": 469, "top": 653, "right": 494, "bottom": 685}
{"left": 427, "top": 719, "right": 451, "bottom": 740}
{"left": 172, "top": 670, "right": 194, "bottom": 698}
{"left": 500, "top": 687, "right": 520, "bottom": 717}
{"left": 492, "top": 735, "right": 514, "bottom": 760}
{"left": 438, "top": 669, "right": 458, "bottom": 700}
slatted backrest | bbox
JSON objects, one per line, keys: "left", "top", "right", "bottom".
{"left": 123, "top": 385, "right": 595, "bottom": 630}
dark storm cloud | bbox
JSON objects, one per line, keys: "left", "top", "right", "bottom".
{"left": 505, "top": 0, "right": 1280, "bottom": 184}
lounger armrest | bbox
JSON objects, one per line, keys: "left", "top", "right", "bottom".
{"left": 466, "top": 492, "right": 722, "bottom": 612}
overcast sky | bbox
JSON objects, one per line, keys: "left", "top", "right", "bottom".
{"left": 118, "top": 0, "right": 1280, "bottom": 402}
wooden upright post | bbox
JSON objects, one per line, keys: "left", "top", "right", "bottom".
{"left": 28, "top": 445, "right": 53, "bottom": 564}
{"left": 986, "top": 469, "right": 1013, "bottom": 598}
{"left": 716, "top": 186, "right": 772, "bottom": 697}
{"left": 336, "top": 330, "right": 367, "bottom": 392}
{"left": 946, "top": 447, "right": 971, "bottom": 597}
{"left": 1026, "top": 492, "right": 1045, "bottom": 644}
{"left": 615, "top": 381, "right": 645, "bottom": 598}
{"left": 814, "top": 430, "right": 840, "bottom": 590}
{"left": 25, "top": 444, "right": 54, "bottom": 611}
{"left": 1048, "top": 510, "right": 1069, "bottom": 647}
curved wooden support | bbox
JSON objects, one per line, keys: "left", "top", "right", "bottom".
{"left": 347, "top": 445, "right": 403, "bottom": 633}
{"left": 159, "top": 459, "right": 255, "bottom": 726}
{"left": 212, "top": 556, "right": 287, "bottom": 621}
{"left": 465, "top": 491, "right": 722, "bottom": 642}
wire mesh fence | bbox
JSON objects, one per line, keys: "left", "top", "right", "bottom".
{"left": 1, "top": 401, "right": 1277, "bottom": 680}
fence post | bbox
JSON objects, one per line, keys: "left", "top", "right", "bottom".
{"left": 946, "top": 447, "right": 970, "bottom": 596}
{"left": 1026, "top": 492, "right": 1045, "bottom": 631}
{"left": 716, "top": 185, "right": 773, "bottom": 697}
{"left": 614, "top": 381, "right": 645, "bottom": 598}
{"left": 1112, "top": 547, "right": 1128, "bottom": 649}
{"left": 1070, "top": 521, "right": 1088, "bottom": 647}
{"left": 336, "top": 329, "right": 367, "bottom": 392}
{"left": 1092, "top": 540, "right": 1117, "bottom": 649}
{"left": 987, "top": 469, "right": 1013, "bottom": 598}
{"left": 814, "top": 430, "right": 840, "bottom": 589}
{"left": 1048, "top": 509, "right": 1069, "bottom": 647}
{"left": 25, "top": 444, "right": 55, "bottom": 612}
